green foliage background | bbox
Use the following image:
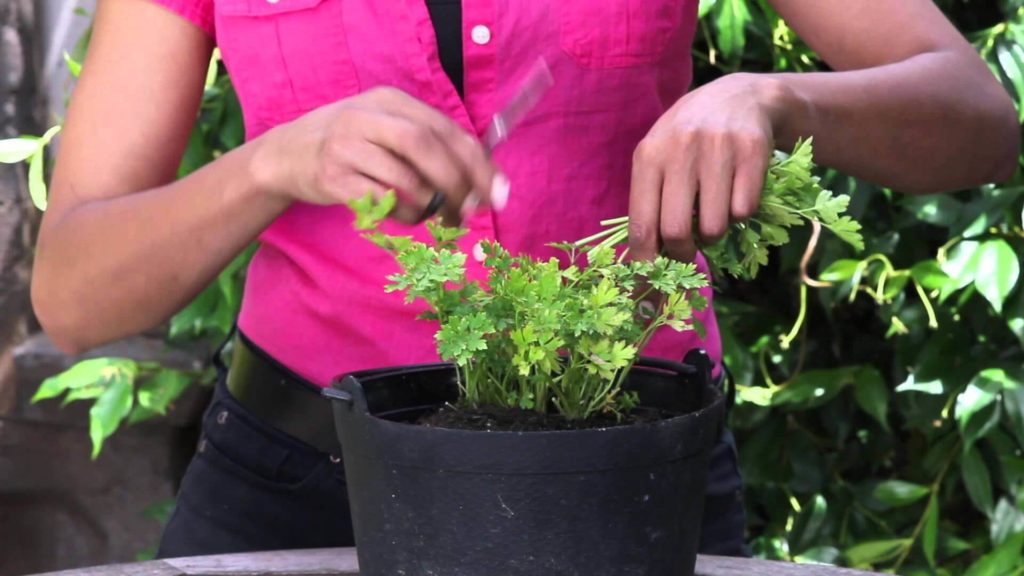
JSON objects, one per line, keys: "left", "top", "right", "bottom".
{"left": 8, "top": 0, "right": 1024, "bottom": 573}
{"left": 699, "top": 0, "right": 1024, "bottom": 573}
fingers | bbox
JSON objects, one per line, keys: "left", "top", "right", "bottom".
{"left": 628, "top": 140, "right": 663, "bottom": 263}
{"left": 731, "top": 135, "right": 770, "bottom": 221}
{"left": 366, "top": 88, "right": 500, "bottom": 213}
{"left": 631, "top": 107, "right": 775, "bottom": 261}
{"left": 348, "top": 142, "right": 434, "bottom": 208}
{"left": 660, "top": 157, "right": 698, "bottom": 262}
{"left": 697, "top": 140, "right": 734, "bottom": 245}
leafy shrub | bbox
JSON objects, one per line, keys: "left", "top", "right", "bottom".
{"left": 698, "top": 0, "right": 1024, "bottom": 573}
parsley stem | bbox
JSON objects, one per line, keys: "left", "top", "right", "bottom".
{"left": 574, "top": 225, "right": 625, "bottom": 247}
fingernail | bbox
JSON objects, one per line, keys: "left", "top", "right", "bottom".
{"left": 461, "top": 191, "right": 481, "bottom": 217}
{"left": 490, "top": 173, "right": 510, "bottom": 211}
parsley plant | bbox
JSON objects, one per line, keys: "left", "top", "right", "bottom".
{"left": 350, "top": 138, "right": 862, "bottom": 421}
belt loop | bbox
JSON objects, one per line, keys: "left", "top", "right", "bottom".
{"left": 211, "top": 323, "right": 238, "bottom": 377}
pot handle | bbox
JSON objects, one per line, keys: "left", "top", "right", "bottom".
{"left": 321, "top": 387, "right": 353, "bottom": 404}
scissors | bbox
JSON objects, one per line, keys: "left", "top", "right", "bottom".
{"left": 425, "top": 57, "right": 554, "bottom": 220}
{"left": 483, "top": 57, "right": 554, "bottom": 151}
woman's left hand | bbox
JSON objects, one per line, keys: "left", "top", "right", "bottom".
{"left": 628, "top": 73, "right": 786, "bottom": 263}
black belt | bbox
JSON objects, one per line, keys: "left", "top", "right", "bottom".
{"left": 225, "top": 331, "right": 341, "bottom": 455}
{"left": 223, "top": 331, "right": 734, "bottom": 456}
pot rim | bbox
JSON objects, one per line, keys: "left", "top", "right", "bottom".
{"left": 328, "top": 355, "right": 723, "bottom": 438}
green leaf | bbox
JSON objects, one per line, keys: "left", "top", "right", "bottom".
{"left": 895, "top": 374, "right": 945, "bottom": 395}
{"left": 794, "top": 546, "right": 840, "bottom": 565}
{"left": 939, "top": 533, "right": 974, "bottom": 559}
{"left": 940, "top": 240, "right": 982, "bottom": 295}
{"left": 903, "top": 194, "right": 964, "bottom": 227}
{"left": 1002, "top": 385, "right": 1024, "bottom": 450}
{"left": 137, "top": 370, "right": 191, "bottom": 415}
{"left": 910, "top": 260, "right": 953, "bottom": 292}
{"left": 737, "top": 385, "right": 774, "bottom": 406}
{"left": 63, "top": 51, "right": 82, "bottom": 77}
{"left": 957, "top": 370, "right": 1008, "bottom": 448}
{"left": 1007, "top": 286, "right": 1024, "bottom": 349}
{"left": 0, "top": 136, "right": 40, "bottom": 163}
{"left": 923, "top": 494, "right": 939, "bottom": 567}
{"left": 169, "top": 283, "right": 219, "bottom": 340}
{"left": 998, "top": 42, "right": 1024, "bottom": 120}
{"left": 844, "top": 538, "right": 911, "bottom": 567}
{"left": 88, "top": 373, "right": 135, "bottom": 459}
{"left": 39, "top": 125, "right": 62, "bottom": 147}
{"left": 773, "top": 365, "right": 872, "bottom": 408}
{"left": 962, "top": 400, "right": 1001, "bottom": 451}
{"left": 793, "top": 494, "right": 828, "bottom": 551}
{"left": 61, "top": 382, "right": 107, "bottom": 405}
{"left": 32, "top": 358, "right": 134, "bottom": 403}
{"left": 698, "top": 0, "right": 717, "bottom": 18}
{"left": 872, "top": 480, "right": 931, "bottom": 507}
{"left": 713, "top": 0, "right": 751, "bottom": 59}
{"left": 819, "top": 259, "right": 861, "bottom": 283}
{"left": 347, "top": 190, "right": 397, "bottom": 230}
{"left": 991, "top": 497, "right": 1024, "bottom": 547}
{"left": 127, "top": 404, "right": 160, "bottom": 425}
{"left": 853, "top": 366, "right": 889, "bottom": 430}
{"left": 205, "top": 50, "right": 219, "bottom": 88}
{"left": 961, "top": 447, "right": 994, "bottom": 515}
{"left": 964, "top": 531, "right": 1024, "bottom": 576}
{"left": 971, "top": 239, "right": 1020, "bottom": 313}
{"left": 28, "top": 150, "right": 47, "bottom": 210}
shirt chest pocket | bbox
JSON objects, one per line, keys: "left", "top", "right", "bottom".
{"left": 214, "top": 0, "right": 360, "bottom": 133}
{"left": 559, "top": 0, "right": 691, "bottom": 68}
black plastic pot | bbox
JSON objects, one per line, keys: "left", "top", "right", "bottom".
{"left": 324, "top": 349, "right": 725, "bottom": 576}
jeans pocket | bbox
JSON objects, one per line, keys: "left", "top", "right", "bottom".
{"left": 195, "top": 382, "right": 331, "bottom": 490}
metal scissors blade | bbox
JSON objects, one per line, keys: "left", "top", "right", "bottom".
{"left": 483, "top": 57, "right": 554, "bottom": 151}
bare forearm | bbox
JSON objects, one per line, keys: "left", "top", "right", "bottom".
{"left": 33, "top": 139, "right": 288, "bottom": 353}
{"left": 766, "top": 50, "right": 1019, "bottom": 193}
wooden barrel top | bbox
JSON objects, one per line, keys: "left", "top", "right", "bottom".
{"left": 28, "top": 548, "right": 883, "bottom": 575}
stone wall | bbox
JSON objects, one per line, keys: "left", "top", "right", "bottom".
{"left": 3, "top": 333, "right": 209, "bottom": 576}
{"left": 0, "top": 0, "right": 42, "bottom": 415}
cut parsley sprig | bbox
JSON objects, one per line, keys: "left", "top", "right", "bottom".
{"left": 583, "top": 138, "right": 864, "bottom": 280}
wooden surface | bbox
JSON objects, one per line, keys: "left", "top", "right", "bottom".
{"left": 29, "top": 548, "right": 884, "bottom": 575}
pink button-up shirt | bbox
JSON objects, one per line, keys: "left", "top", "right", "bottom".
{"left": 152, "top": 0, "right": 721, "bottom": 386}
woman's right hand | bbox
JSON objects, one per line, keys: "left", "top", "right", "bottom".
{"left": 253, "top": 86, "right": 507, "bottom": 224}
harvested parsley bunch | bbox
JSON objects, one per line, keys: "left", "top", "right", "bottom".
{"left": 590, "top": 139, "right": 864, "bottom": 279}
{"left": 349, "top": 138, "right": 861, "bottom": 421}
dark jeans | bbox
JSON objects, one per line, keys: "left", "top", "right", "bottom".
{"left": 157, "top": 377, "right": 749, "bottom": 558}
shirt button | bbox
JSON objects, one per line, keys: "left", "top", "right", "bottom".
{"left": 470, "top": 25, "right": 492, "bottom": 46}
{"left": 472, "top": 242, "right": 486, "bottom": 263}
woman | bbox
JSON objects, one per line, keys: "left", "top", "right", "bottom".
{"left": 32, "top": 0, "right": 1017, "bottom": 559}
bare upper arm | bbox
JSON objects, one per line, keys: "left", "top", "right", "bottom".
{"left": 46, "top": 0, "right": 213, "bottom": 221}
{"left": 766, "top": 0, "right": 980, "bottom": 70}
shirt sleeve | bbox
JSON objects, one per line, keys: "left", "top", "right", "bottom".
{"left": 148, "top": 0, "right": 215, "bottom": 39}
